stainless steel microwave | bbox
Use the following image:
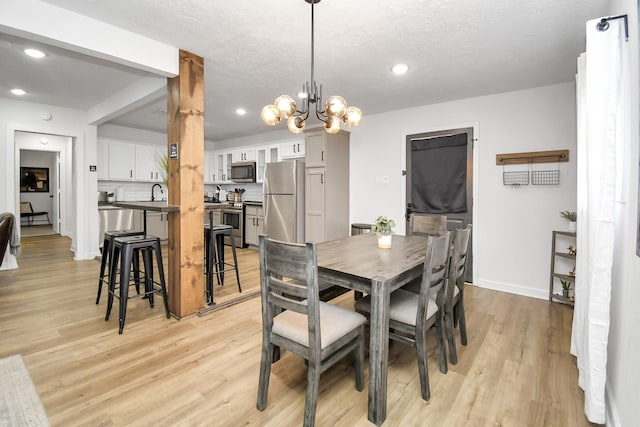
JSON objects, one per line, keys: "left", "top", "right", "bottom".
{"left": 230, "top": 161, "right": 256, "bottom": 183}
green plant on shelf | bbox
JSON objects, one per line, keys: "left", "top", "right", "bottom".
{"left": 560, "top": 279, "right": 572, "bottom": 291}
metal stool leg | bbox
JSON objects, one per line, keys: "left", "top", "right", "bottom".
{"left": 105, "top": 244, "right": 121, "bottom": 321}
{"left": 152, "top": 240, "right": 170, "bottom": 319}
{"left": 228, "top": 232, "right": 242, "bottom": 293}
{"left": 118, "top": 243, "right": 134, "bottom": 335}
{"left": 96, "top": 237, "right": 110, "bottom": 304}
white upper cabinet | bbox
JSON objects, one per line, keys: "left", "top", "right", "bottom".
{"left": 255, "top": 145, "right": 280, "bottom": 183}
{"left": 205, "top": 151, "right": 217, "bottom": 183}
{"left": 215, "top": 150, "right": 234, "bottom": 183}
{"left": 107, "top": 139, "right": 136, "bottom": 181}
{"left": 279, "top": 139, "right": 305, "bottom": 159}
{"left": 232, "top": 148, "right": 256, "bottom": 163}
{"left": 135, "top": 144, "right": 164, "bottom": 182}
{"left": 97, "top": 139, "right": 109, "bottom": 180}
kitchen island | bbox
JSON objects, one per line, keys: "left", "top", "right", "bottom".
{"left": 113, "top": 201, "right": 180, "bottom": 234}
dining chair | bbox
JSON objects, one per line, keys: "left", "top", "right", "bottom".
{"left": 355, "top": 232, "right": 451, "bottom": 401}
{"left": 256, "top": 235, "right": 366, "bottom": 427}
{"left": 409, "top": 214, "right": 447, "bottom": 237}
{"left": 438, "top": 225, "right": 472, "bottom": 365}
{"left": 403, "top": 214, "right": 448, "bottom": 296}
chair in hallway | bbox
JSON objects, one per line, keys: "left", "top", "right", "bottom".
{"left": 256, "top": 235, "right": 366, "bottom": 427}
{"left": 19, "top": 202, "right": 50, "bottom": 227}
{"left": 356, "top": 232, "right": 451, "bottom": 400}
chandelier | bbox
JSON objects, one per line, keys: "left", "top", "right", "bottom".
{"left": 261, "top": 0, "right": 362, "bottom": 134}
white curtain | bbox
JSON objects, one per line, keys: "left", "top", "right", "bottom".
{"left": 572, "top": 17, "right": 624, "bottom": 424}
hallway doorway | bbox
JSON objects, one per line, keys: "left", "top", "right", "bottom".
{"left": 405, "top": 127, "right": 474, "bottom": 282}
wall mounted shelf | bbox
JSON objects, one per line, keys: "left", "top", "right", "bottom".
{"left": 496, "top": 149, "right": 569, "bottom": 165}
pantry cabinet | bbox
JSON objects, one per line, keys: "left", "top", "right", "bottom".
{"left": 304, "top": 129, "right": 350, "bottom": 243}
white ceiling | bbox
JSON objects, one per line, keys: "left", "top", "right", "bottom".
{"left": 2, "top": 0, "right": 609, "bottom": 141}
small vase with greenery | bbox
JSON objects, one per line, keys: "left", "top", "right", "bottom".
{"left": 560, "top": 279, "right": 572, "bottom": 298}
{"left": 372, "top": 215, "right": 396, "bottom": 249}
{"left": 560, "top": 210, "right": 576, "bottom": 232}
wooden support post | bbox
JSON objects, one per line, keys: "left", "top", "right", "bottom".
{"left": 166, "top": 49, "right": 205, "bottom": 317}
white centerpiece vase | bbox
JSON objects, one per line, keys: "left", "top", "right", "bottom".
{"left": 378, "top": 234, "right": 392, "bottom": 249}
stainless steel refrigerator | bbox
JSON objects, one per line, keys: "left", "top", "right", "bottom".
{"left": 263, "top": 160, "right": 305, "bottom": 243}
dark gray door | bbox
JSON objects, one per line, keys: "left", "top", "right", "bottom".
{"left": 406, "top": 127, "right": 473, "bottom": 282}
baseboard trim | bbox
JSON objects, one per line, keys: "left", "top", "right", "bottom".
{"left": 474, "top": 278, "right": 548, "bottom": 300}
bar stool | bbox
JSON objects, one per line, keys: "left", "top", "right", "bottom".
{"left": 96, "top": 230, "right": 145, "bottom": 304}
{"left": 204, "top": 224, "right": 241, "bottom": 305}
{"left": 105, "top": 235, "right": 170, "bottom": 334}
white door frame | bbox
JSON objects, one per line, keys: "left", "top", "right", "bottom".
{"left": 16, "top": 135, "right": 70, "bottom": 235}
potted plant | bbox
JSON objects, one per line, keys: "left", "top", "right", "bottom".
{"left": 372, "top": 215, "right": 396, "bottom": 249}
{"left": 560, "top": 279, "right": 572, "bottom": 298}
{"left": 159, "top": 154, "right": 169, "bottom": 187}
{"left": 560, "top": 210, "right": 576, "bottom": 232}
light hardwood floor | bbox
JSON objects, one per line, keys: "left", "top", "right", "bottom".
{"left": 0, "top": 235, "right": 598, "bottom": 426}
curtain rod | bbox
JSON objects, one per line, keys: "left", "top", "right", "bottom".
{"left": 596, "top": 14, "right": 629, "bottom": 41}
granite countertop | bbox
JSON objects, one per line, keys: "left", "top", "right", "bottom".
{"left": 113, "top": 201, "right": 180, "bottom": 212}
{"left": 243, "top": 200, "right": 263, "bottom": 206}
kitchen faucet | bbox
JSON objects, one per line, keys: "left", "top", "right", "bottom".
{"left": 151, "top": 183, "right": 163, "bottom": 202}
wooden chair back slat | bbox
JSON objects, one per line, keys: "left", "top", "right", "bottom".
{"left": 410, "top": 214, "right": 447, "bottom": 237}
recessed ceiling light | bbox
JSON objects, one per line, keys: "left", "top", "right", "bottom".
{"left": 24, "top": 48, "right": 45, "bottom": 58}
{"left": 11, "top": 88, "right": 26, "bottom": 96}
{"left": 391, "top": 64, "right": 410, "bottom": 75}
{"left": 235, "top": 108, "right": 247, "bottom": 116}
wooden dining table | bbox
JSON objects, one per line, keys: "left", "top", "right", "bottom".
{"left": 316, "top": 233, "right": 427, "bottom": 426}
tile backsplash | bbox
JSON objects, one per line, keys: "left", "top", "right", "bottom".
{"left": 98, "top": 181, "right": 263, "bottom": 202}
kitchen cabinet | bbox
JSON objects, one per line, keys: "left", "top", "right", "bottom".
{"left": 244, "top": 204, "right": 264, "bottom": 247}
{"left": 548, "top": 230, "right": 576, "bottom": 306}
{"left": 304, "top": 129, "right": 350, "bottom": 243}
{"left": 97, "top": 139, "right": 109, "bottom": 180}
{"left": 255, "top": 144, "right": 280, "bottom": 183}
{"left": 216, "top": 151, "right": 234, "bottom": 183}
{"left": 146, "top": 211, "right": 169, "bottom": 241}
{"left": 134, "top": 144, "right": 165, "bottom": 182}
{"left": 205, "top": 151, "right": 217, "bottom": 183}
{"left": 106, "top": 139, "right": 136, "bottom": 181}
{"left": 279, "top": 139, "right": 305, "bottom": 159}
{"left": 233, "top": 148, "right": 256, "bottom": 163}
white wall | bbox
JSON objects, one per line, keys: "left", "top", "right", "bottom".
{"left": 348, "top": 82, "right": 577, "bottom": 299}
{"left": 605, "top": 1, "right": 640, "bottom": 426}
{"left": 0, "top": 97, "right": 99, "bottom": 268}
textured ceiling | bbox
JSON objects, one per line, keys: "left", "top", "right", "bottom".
{"left": 3, "top": 0, "right": 609, "bottom": 141}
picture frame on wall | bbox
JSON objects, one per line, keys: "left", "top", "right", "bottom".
{"left": 20, "top": 167, "right": 49, "bottom": 193}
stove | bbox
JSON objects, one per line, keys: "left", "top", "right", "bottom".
{"left": 221, "top": 203, "right": 246, "bottom": 247}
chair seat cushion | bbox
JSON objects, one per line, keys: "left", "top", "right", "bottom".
{"left": 355, "top": 289, "right": 438, "bottom": 327}
{"left": 272, "top": 302, "right": 366, "bottom": 350}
